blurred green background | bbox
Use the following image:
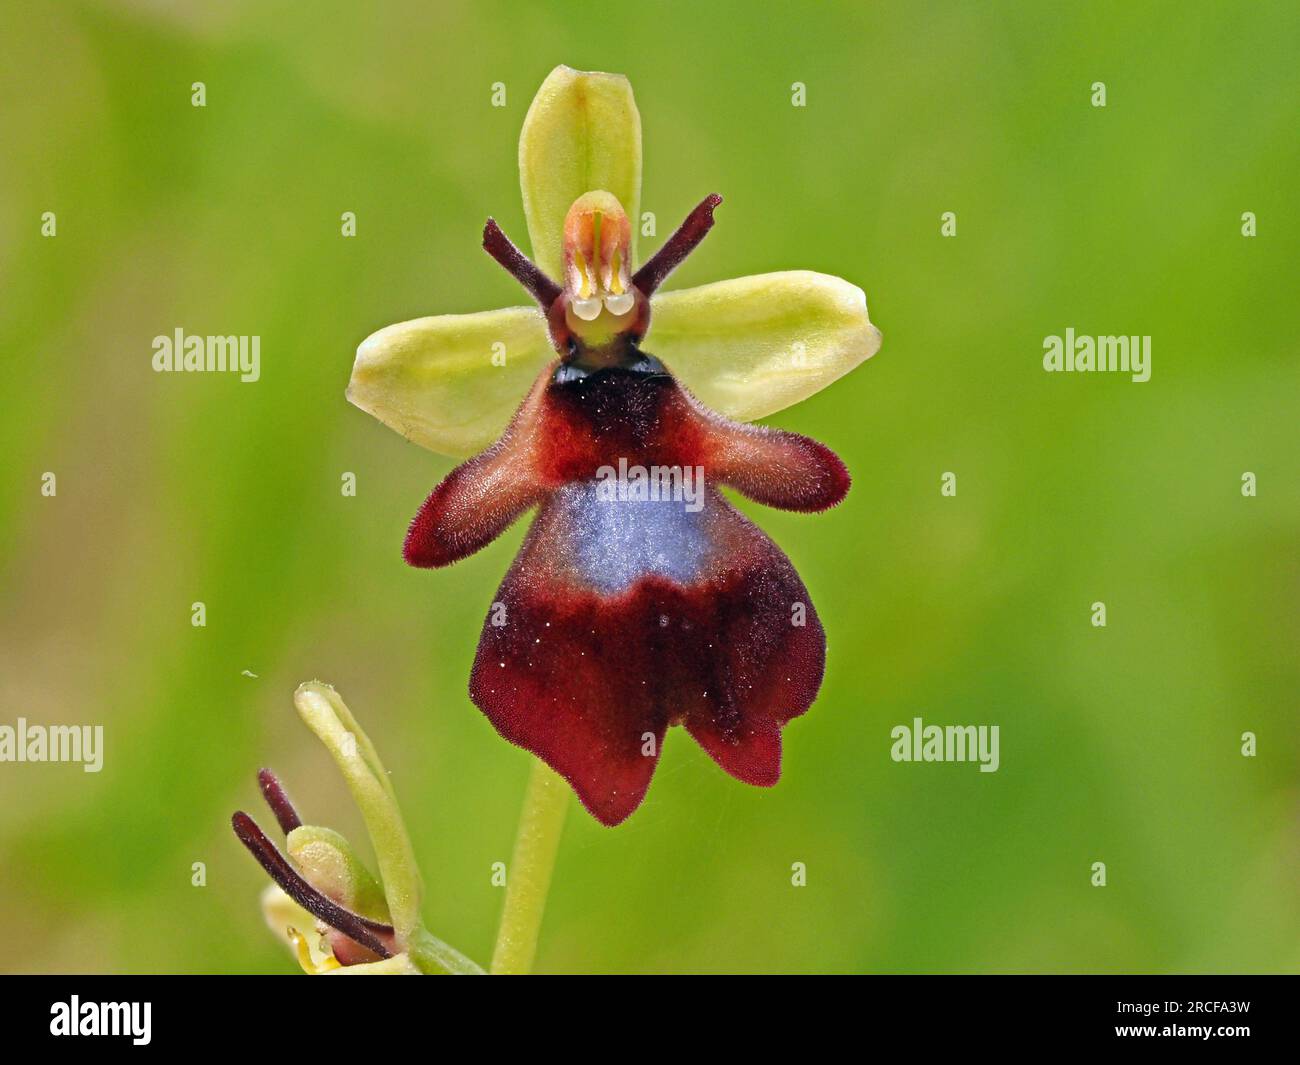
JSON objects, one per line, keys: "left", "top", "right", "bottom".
{"left": 1, "top": 0, "right": 1297, "bottom": 974}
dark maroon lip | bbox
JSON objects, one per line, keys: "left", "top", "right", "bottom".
{"left": 401, "top": 309, "right": 848, "bottom": 824}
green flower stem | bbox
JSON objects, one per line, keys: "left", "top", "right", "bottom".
{"left": 490, "top": 758, "right": 570, "bottom": 974}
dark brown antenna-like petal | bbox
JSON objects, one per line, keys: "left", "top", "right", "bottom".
{"left": 632, "top": 194, "right": 722, "bottom": 296}
{"left": 257, "top": 768, "right": 302, "bottom": 834}
{"left": 483, "top": 219, "right": 562, "bottom": 308}
{"left": 231, "top": 811, "right": 394, "bottom": 958}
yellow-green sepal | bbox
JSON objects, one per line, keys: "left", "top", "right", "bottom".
{"left": 286, "top": 824, "right": 390, "bottom": 922}
{"left": 519, "top": 65, "right": 642, "bottom": 279}
{"left": 348, "top": 306, "right": 552, "bottom": 458}
{"left": 647, "top": 270, "right": 882, "bottom": 421}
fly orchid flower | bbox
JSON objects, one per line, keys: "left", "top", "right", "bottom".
{"left": 233, "top": 682, "right": 482, "bottom": 974}
{"left": 348, "top": 66, "right": 881, "bottom": 826}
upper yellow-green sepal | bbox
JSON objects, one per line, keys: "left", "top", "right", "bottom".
{"left": 519, "top": 65, "right": 642, "bottom": 279}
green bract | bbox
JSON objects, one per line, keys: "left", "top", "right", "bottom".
{"left": 293, "top": 681, "right": 423, "bottom": 940}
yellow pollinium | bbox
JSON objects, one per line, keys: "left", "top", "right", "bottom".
{"left": 608, "top": 247, "right": 625, "bottom": 295}
{"left": 287, "top": 925, "right": 342, "bottom": 974}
